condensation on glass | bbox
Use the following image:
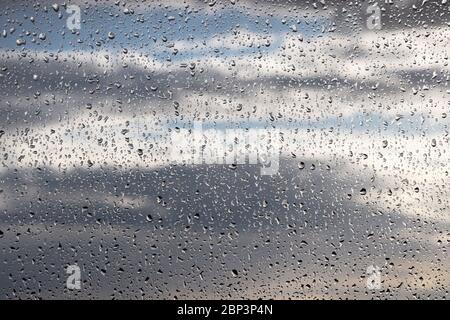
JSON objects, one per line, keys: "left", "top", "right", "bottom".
{"left": 0, "top": 0, "right": 449, "bottom": 299}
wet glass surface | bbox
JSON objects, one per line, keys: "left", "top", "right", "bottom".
{"left": 0, "top": 0, "right": 449, "bottom": 299}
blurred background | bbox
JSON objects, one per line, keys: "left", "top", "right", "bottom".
{"left": 0, "top": 0, "right": 449, "bottom": 299}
